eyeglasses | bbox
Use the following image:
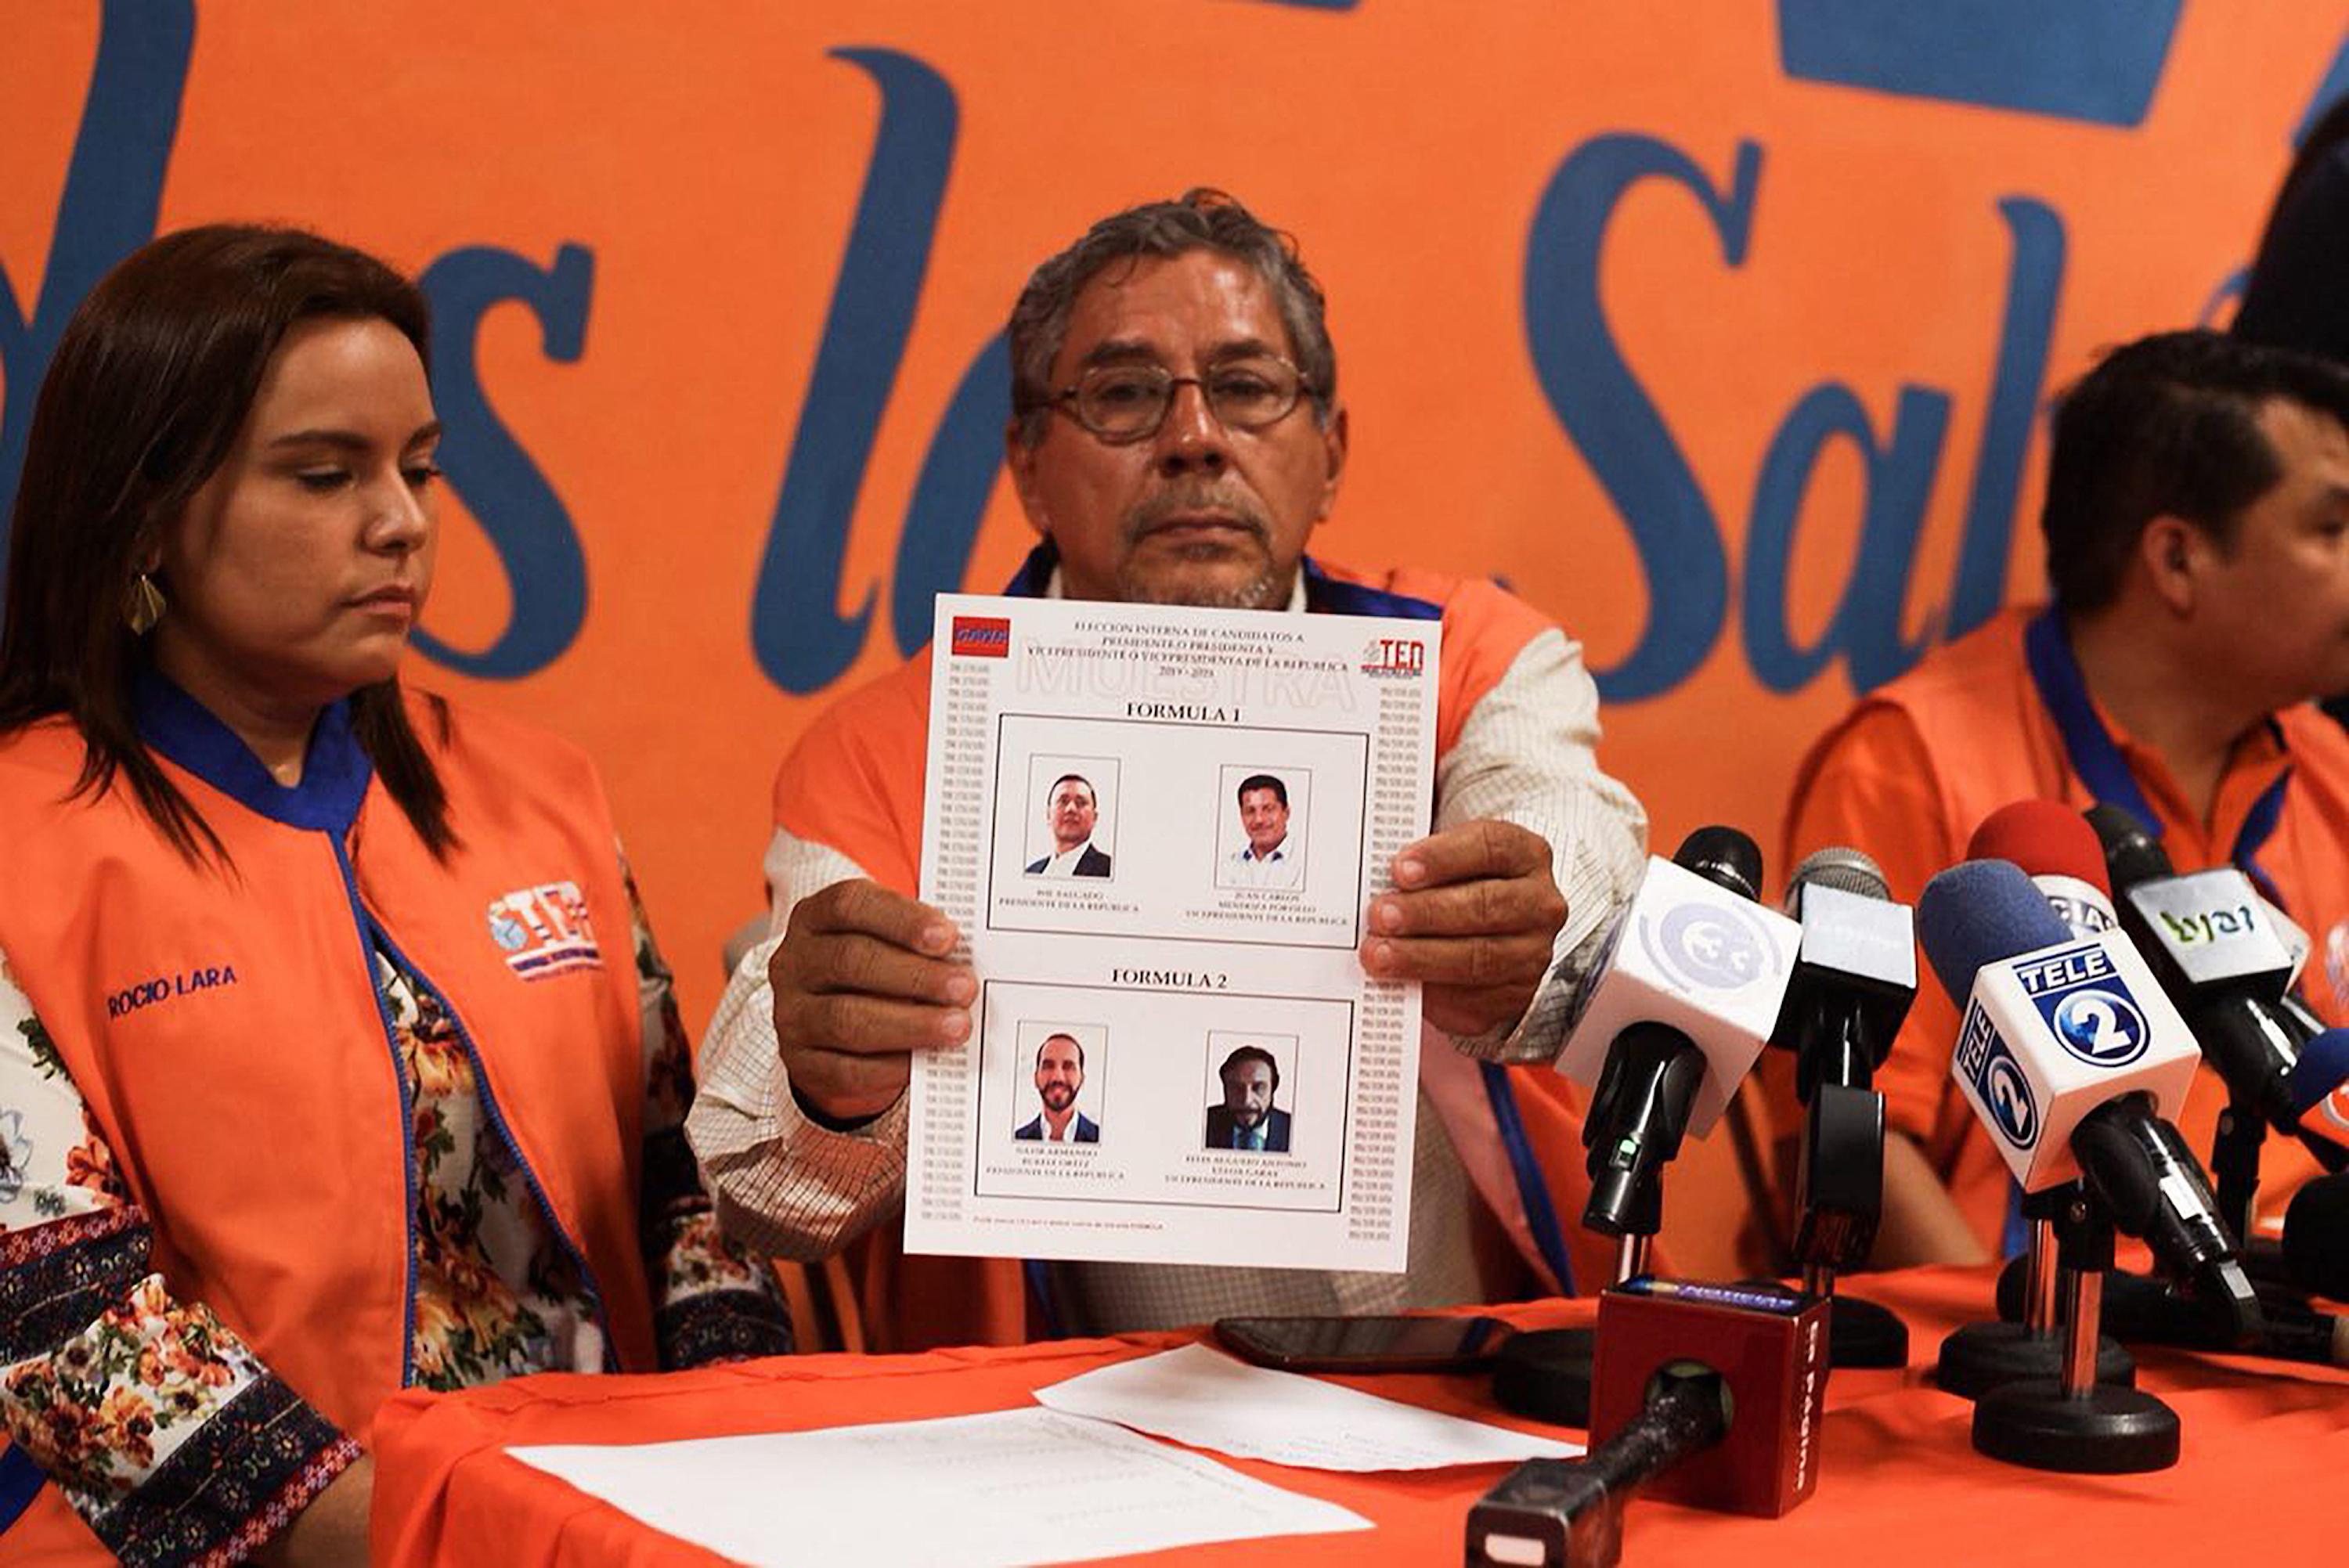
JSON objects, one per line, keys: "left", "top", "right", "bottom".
{"left": 1045, "top": 356, "right": 1314, "bottom": 442}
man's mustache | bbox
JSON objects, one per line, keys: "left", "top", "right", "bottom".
{"left": 1124, "top": 485, "right": 1271, "bottom": 542}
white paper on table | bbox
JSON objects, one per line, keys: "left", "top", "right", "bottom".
{"left": 507, "top": 1406, "right": 1369, "bottom": 1568}
{"left": 907, "top": 593, "right": 1440, "bottom": 1273}
{"left": 1036, "top": 1343, "right": 1582, "bottom": 1471}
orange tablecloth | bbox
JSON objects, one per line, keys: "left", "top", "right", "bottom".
{"left": 371, "top": 1267, "right": 2349, "bottom": 1566}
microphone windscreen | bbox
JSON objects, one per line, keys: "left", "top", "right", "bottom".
{"left": 1675, "top": 826, "right": 1763, "bottom": 902}
{"left": 2288, "top": 1028, "right": 2349, "bottom": 1118}
{"left": 2086, "top": 802, "right": 2174, "bottom": 892}
{"left": 2282, "top": 1172, "right": 2349, "bottom": 1300}
{"left": 1915, "top": 859, "right": 2072, "bottom": 1007}
{"left": 1785, "top": 845, "right": 1890, "bottom": 909}
{"left": 1967, "top": 800, "right": 2112, "bottom": 893}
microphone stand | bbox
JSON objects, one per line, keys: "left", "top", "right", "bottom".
{"left": 1492, "top": 1167, "right": 1662, "bottom": 1430}
{"left": 1937, "top": 1183, "right": 2133, "bottom": 1398}
{"left": 2210, "top": 1090, "right": 2268, "bottom": 1249}
{"left": 1972, "top": 1186, "right": 2181, "bottom": 1472}
{"left": 1788, "top": 1069, "right": 1906, "bottom": 1368}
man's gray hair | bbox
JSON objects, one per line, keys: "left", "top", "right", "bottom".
{"left": 1007, "top": 188, "right": 1337, "bottom": 448}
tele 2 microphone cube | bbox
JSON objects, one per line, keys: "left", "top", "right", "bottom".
{"left": 1950, "top": 929, "right": 2198, "bottom": 1193}
{"left": 1557, "top": 856, "right": 1802, "bottom": 1139}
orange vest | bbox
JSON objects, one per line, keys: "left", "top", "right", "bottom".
{"left": 774, "top": 554, "right": 1634, "bottom": 1349}
{"left": 0, "top": 684, "right": 656, "bottom": 1559}
{"left": 1780, "top": 607, "right": 2349, "bottom": 1249}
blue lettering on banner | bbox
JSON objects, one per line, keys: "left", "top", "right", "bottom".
{"left": 5, "top": 11, "right": 2188, "bottom": 712}
{"left": 748, "top": 47, "right": 959, "bottom": 696}
{"left": 413, "top": 244, "right": 596, "bottom": 678}
{"left": 2293, "top": 34, "right": 2349, "bottom": 144}
{"left": 1525, "top": 134, "right": 1756, "bottom": 702}
{"left": 0, "top": 0, "right": 192, "bottom": 577}
{"left": 1774, "top": 0, "right": 2181, "bottom": 128}
{"left": 1525, "top": 133, "right": 2064, "bottom": 701}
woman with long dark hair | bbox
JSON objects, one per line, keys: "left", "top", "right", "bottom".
{"left": 0, "top": 226, "right": 789, "bottom": 1565}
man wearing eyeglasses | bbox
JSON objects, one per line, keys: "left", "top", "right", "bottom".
{"left": 691, "top": 190, "right": 1649, "bottom": 1351}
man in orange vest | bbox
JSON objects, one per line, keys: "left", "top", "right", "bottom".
{"left": 1781, "top": 329, "right": 2349, "bottom": 1263}
{"left": 688, "top": 190, "right": 1651, "bottom": 1349}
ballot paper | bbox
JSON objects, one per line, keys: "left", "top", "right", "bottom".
{"left": 508, "top": 1407, "right": 1370, "bottom": 1567}
{"left": 907, "top": 593, "right": 1438, "bottom": 1270}
{"left": 1037, "top": 1343, "right": 1581, "bottom": 1471}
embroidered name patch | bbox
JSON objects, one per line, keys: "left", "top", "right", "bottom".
{"left": 106, "top": 964, "right": 240, "bottom": 1018}
{"left": 487, "top": 882, "right": 603, "bottom": 980}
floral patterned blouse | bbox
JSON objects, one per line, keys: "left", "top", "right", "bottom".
{"left": 0, "top": 858, "right": 790, "bottom": 1566}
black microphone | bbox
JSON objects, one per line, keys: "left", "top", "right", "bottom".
{"left": 2283, "top": 1171, "right": 2349, "bottom": 1302}
{"left": 1467, "top": 1366, "right": 1729, "bottom": 1568}
{"left": 1559, "top": 827, "right": 1798, "bottom": 1242}
{"left": 1769, "top": 847, "right": 1915, "bottom": 1272}
{"left": 1997, "top": 1255, "right": 2349, "bottom": 1368}
{"left": 1675, "top": 826, "right": 1763, "bottom": 901}
{"left": 2087, "top": 804, "right": 2343, "bottom": 1172}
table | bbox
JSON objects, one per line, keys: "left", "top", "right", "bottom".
{"left": 370, "top": 1267, "right": 2349, "bottom": 1566}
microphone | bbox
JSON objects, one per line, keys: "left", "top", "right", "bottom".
{"left": 2287, "top": 1028, "right": 2349, "bottom": 1162}
{"left": 1967, "top": 799, "right": 2119, "bottom": 938}
{"left": 1767, "top": 847, "right": 1914, "bottom": 1366}
{"left": 1557, "top": 827, "right": 1800, "bottom": 1240}
{"left": 1771, "top": 846, "right": 1915, "bottom": 1108}
{"left": 1994, "top": 1255, "right": 2349, "bottom": 1367}
{"left": 2283, "top": 1171, "right": 2349, "bottom": 1302}
{"left": 1467, "top": 1364, "right": 1730, "bottom": 1568}
{"left": 1932, "top": 802, "right": 2136, "bottom": 1398}
{"left": 2086, "top": 805, "right": 2340, "bottom": 1173}
{"left": 1918, "top": 859, "right": 2260, "bottom": 1341}
{"left": 1586, "top": 1278, "right": 1829, "bottom": 1516}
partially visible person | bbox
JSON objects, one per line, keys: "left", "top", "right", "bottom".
{"left": 1204, "top": 1046, "right": 1290, "bottom": 1152}
{"left": 1023, "top": 773, "right": 1112, "bottom": 876}
{"left": 1779, "top": 330, "right": 2349, "bottom": 1264}
{"left": 2233, "top": 95, "right": 2349, "bottom": 367}
{"left": 690, "top": 190, "right": 1650, "bottom": 1352}
{"left": 1226, "top": 772, "right": 1301, "bottom": 889}
{"left": 2235, "top": 92, "right": 2349, "bottom": 737}
{"left": 0, "top": 227, "right": 790, "bottom": 1566}
{"left": 1016, "top": 1033, "right": 1099, "bottom": 1142}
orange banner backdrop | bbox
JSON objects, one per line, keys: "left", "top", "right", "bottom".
{"left": 4, "top": 3, "right": 2344, "bottom": 1027}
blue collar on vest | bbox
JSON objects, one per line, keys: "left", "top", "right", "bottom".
{"left": 132, "top": 667, "right": 373, "bottom": 834}
{"left": 1001, "top": 542, "right": 1442, "bottom": 621}
{"left": 2022, "top": 607, "right": 2292, "bottom": 903}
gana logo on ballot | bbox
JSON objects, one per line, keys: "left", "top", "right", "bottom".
{"left": 950, "top": 616, "right": 1012, "bottom": 658}
{"left": 2018, "top": 941, "right": 2150, "bottom": 1068}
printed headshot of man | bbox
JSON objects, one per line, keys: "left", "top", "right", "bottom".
{"left": 1025, "top": 773, "right": 1111, "bottom": 876}
{"left": 1203, "top": 1044, "right": 1290, "bottom": 1152}
{"left": 1015, "top": 1032, "right": 1099, "bottom": 1142}
{"left": 1228, "top": 772, "right": 1301, "bottom": 889}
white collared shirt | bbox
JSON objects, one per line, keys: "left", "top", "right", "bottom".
{"left": 1228, "top": 838, "right": 1302, "bottom": 889}
{"left": 1037, "top": 842, "right": 1097, "bottom": 877}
